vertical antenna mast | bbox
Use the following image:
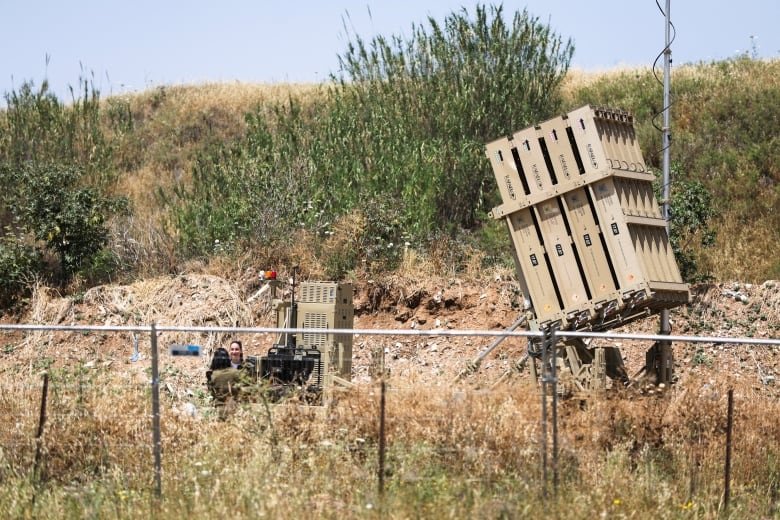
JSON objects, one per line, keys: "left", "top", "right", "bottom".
{"left": 659, "top": 0, "right": 673, "bottom": 381}
{"left": 662, "top": 0, "right": 672, "bottom": 230}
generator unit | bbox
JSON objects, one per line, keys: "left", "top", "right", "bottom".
{"left": 295, "top": 281, "right": 354, "bottom": 381}
{"left": 247, "top": 276, "right": 354, "bottom": 400}
{"left": 485, "top": 105, "right": 690, "bottom": 389}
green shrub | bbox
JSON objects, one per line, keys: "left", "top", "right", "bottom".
{"left": 0, "top": 233, "right": 41, "bottom": 309}
{"left": 0, "top": 162, "right": 127, "bottom": 285}
{"left": 166, "top": 4, "right": 573, "bottom": 271}
{"left": 650, "top": 167, "right": 717, "bottom": 282}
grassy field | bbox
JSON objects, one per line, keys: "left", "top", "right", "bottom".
{"left": 1, "top": 369, "right": 778, "bottom": 518}
{"left": 84, "top": 59, "right": 780, "bottom": 283}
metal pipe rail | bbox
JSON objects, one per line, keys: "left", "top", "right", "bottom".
{"left": 1, "top": 323, "right": 779, "bottom": 346}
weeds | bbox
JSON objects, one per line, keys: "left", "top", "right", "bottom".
{"left": 0, "top": 7, "right": 778, "bottom": 290}
{"left": 1, "top": 370, "right": 779, "bottom": 518}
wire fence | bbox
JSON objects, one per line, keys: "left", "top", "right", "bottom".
{"left": 1, "top": 322, "right": 779, "bottom": 510}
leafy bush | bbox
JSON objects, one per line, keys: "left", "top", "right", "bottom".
{"left": 0, "top": 233, "right": 41, "bottom": 309}
{"left": 668, "top": 177, "right": 717, "bottom": 282}
{"left": 0, "top": 162, "right": 127, "bottom": 285}
{"left": 0, "top": 76, "right": 131, "bottom": 299}
{"left": 78, "top": 247, "right": 123, "bottom": 286}
{"left": 650, "top": 165, "right": 717, "bottom": 282}
{"left": 166, "top": 4, "right": 573, "bottom": 271}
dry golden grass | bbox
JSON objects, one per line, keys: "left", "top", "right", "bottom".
{"left": 561, "top": 66, "right": 650, "bottom": 100}
{"left": 674, "top": 58, "right": 780, "bottom": 86}
{"left": 3, "top": 275, "right": 780, "bottom": 516}
{"left": 104, "top": 82, "right": 326, "bottom": 270}
{"left": 702, "top": 209, "right": 777, "bottom": 281}
{"left": 2, "top": 368, "right": 778, "bottom": 518}
{"left": 120, "top": 82, "right": 323, "bottom": 116}
{"left": 563, "top": 59, "right": 780, "bottom": 102}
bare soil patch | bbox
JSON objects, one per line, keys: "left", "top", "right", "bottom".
{"left": 2, "top": 275, "right": 778, "bottom": 398}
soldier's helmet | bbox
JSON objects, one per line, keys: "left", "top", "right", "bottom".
{"left": 210, "top": 347, "right": 231, "bottom": 370}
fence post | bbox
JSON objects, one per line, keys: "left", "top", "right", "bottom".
{"left": 540, "top": 328, "right": 549, "bottom": 499}
{"left": 724, "top": 388, "right": 734, "bottom": 511}
{"left": 33, "top": 372, "right": 50, "bottom": 481}
{"left": 150, "top": 323, "right": 162, "bottom": 498}
{"left": 550, "top": 326, "right": 559, "bottom": 495}
{"left": 378, "top": 376, "right": 387, "bottom": 497}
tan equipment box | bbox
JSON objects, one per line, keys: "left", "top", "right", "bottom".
{"left": 486, "top": 105, "right": 689, "bottom": 331}
{"left": 296, "top": 281, "right": 354, "bottom": 380}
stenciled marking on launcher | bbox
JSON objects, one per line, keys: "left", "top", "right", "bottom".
{"left": 558, "top": 154, "right": 570, "bottom": 179}
{"left": 504, "top": 175, "right": 516, "bottom": 200}
{"left": 531, "top": 164, "right": 543, "bottom": 189}
{"left": 586, "top": 143, "right": 598, "bottom": 169}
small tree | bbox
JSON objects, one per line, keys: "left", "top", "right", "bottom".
{"left": 3, "top": 162, "right": 127, "bottom": 284}
{"left": 653, "top": 166, "right": 717, "bottom": 282}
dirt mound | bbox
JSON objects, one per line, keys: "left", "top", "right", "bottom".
{"left": 80, "top": 273, "right": 252, "bottom": 328}
{"left": 2, "top": 274, "right": 779, "bottom": 394}
{"left": 2, "top": 275, "right": 256, "bottom": 380}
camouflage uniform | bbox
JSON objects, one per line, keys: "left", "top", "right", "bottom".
{"left": 206, "top": 347, "right": 241, "bottom": 417}
{"left": 208, "top": 368, "right": 243, "bottom": 402}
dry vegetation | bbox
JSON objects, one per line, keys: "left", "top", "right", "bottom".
{"left": 102, "top": 82, "right": 323, "bottom": 274}
{"left": 1, "top": 269, "right": 779, "bottom": 517}
{"left": 95, "top": 60, "right": 779, "bottom": 282}
{"left": 1, "top": 39, "right": 778, "bottom": 515}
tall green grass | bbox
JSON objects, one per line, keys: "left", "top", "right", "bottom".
{"left": 0, "top": 77, "right": 114, "bottom": 187}
{"left": 1, "top": 6, "right": 779, "bottom": 291}
{"left": 320, "top": 5, "right": 572, "bottom": 232}
{"left": 164, "top": 4, "right": 573, "bottom": 275}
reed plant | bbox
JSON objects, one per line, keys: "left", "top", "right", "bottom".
{"left": 2, "top": 6, "right": 779, "bottom": 295}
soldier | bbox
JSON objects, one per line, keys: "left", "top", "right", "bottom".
{"left": 207, "top": 344, "right": 245, "bottom": 417}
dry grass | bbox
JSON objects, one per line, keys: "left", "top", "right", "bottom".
{"left": 703, "top": 209, "right": 777, "bottom": 281}
{"left": 2, "top": 274, "right": 779, "bottom": 516}
{"left": 1, "top": 368, "right": 778, "bottom": 518}
{"left": 121, "top": 82, "right": 323, "bottom": 116}
{"left": 561, "top": 66, "right": 650, "bottom": 100}
{"left": 104, "top": 82, "right": 326, "bottom": 272}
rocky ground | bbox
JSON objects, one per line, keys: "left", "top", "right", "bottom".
{"left": 1, "top": 273, "right": 779, "bottom": 400}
